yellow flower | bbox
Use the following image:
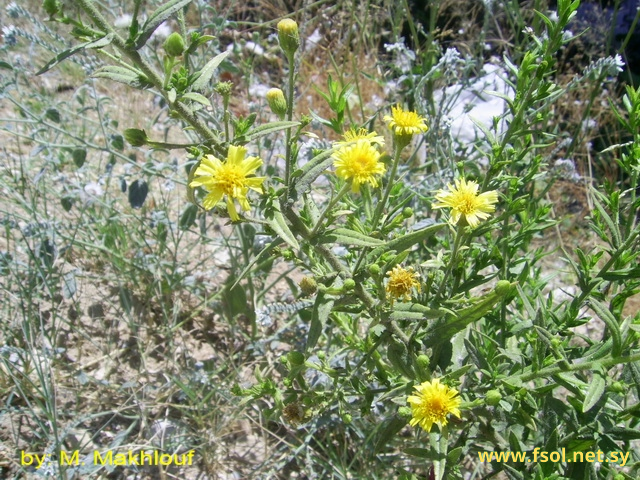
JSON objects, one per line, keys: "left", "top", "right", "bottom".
{"left": 384, "top": 105, "right": 429, "bottom": 137}
{"left": 333, "top": 139, "right": 386, "bottom": 193}
{"left": 432, "top": 178, "right": 499, "bottom": 228}
{"left": 334, "top": 127, "right": 385, "bottom": 148}
{"left": 277, "top": 19, "right": 300, "bottom": 56}
{"left": 190, "top": 145, "right": 266, "bottom": 221}
{"left": 407, "top": 378, "right": 461, "bottom": 433}
{"left": 386, "top": 265, "right": 421, "bottom": 304}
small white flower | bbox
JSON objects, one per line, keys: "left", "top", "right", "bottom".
{"left": 114, "top": 14, "right": 133, "bottom": 28}
{"left": 150, "top": 23, "right": 171, "bottom": 41}
{"left": 244, "top": 41, "right": 265, "bottom": 56}
{"left": 84, "top": 181, "right": 104, "bottom": 197}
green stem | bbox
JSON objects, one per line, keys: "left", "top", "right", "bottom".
{"left": 435, "top": 225, "right": 464, "bottom": 301}
{"left": 284, "top": 52, "right": 296, "bottom": 186}
{"left": 507, "top": 352, "right": 640, "bottom": 384}
{"left": 371, "top": 140, "right": 403, "bottom": 230}
{"left": 309, "top": 183, "right": 350, "bottom": 237}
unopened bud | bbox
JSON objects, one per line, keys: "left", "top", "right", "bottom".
{"left": 214, "top": 81, "right": 233, "bottom": 98}
{"left": 485, "top": 389, "right": 502, "bottom": 406}
{"left": 43, "top": 0, "right": 61, "bottom": 18}
{"left": 266, "top": 88, "right": 287, "bottom": 119}
{"left": 398, "top": 406, "right": 412, "bottom": 418}
{"left": 287, "top": 351, "right": 305, "bottom": 366}
{"left": 124, "top": 128, "right": 149, "bottom": 147}
{"left": 368, "top": 264, "right": 381, "bottom": 276}
{"left": 343, "top": 279, "right": 356, "bottom": 290}
{"left": 416, "top": 355, "right": 430, "bottom": 371}
{"left": 277, "top": 19, "right": 300, "bottom": 57}
{"left": 299, "top": 276, "right": 317, "bottom": 296}
{"left": 495, "top": 280, "right": 512, "bottom": 297}
{"left": 164, "top": 32, "right": 185, "bottom": 57}
{"left": 402, "top": 207, "right": 414, "bottom": 218}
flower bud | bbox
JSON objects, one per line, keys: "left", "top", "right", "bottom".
{"left": 416, "top": 354, "right": 430, "bottom": 371}
{"left": 283, "top": 402, "right": 305, "bottom": 426}
{"left": 266, "top": 88, "right": 287, "bottom": 119}
{"left": 214, "top": 81, "right": 233, "bottom": 98}
{"left": 402, "top": 207, "right": 414, "bottom": 218}
{"left": 277, "top": 19, "right": 300, "bottom": 57}
{"left": 299, "top": 276, "right": 317, "bottom": 296}
{"left": 609, "top": 381, "right": 626, "bottom": 394}
{"left": 163, "top": 32, "right": 185, "bottom": 57}
{"left": 368, "top": 264, "right": 381, "bottom": 276}
{"left": 287, "top": 351, "right": 305, "bottom": 366}
{"left": 485, "top": 389, "right": 502, "bottom": 406}
{"left": 495, "top": 280, "right": 512, "bottom": 297}
{"left": 343, "top": 278, "right": 356, "bottom": 290}
{"left": 43, "top": 0, "right": 61, "bottom": 18}
{"left": 398, "top": 406, "right": 412, "bottom": 418}
{"left": 124, "top": 128, "right": 149, "bottom": 147}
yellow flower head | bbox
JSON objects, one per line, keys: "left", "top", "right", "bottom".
{"left": 189, "top": 145, "right": 266, "bottom": 221}
{"left": 333, "top": 139, "right": 386, "bottom": 193}
{"left": 432, "top": 178, "right": 499, "bottom": 228}
{"left": 334, "top": 127, "right": 385, "bottom": 148}
{"left": 384, "top": 105, "right": 429, "bottom": 137}
{"left": 386, "top": 265, "right": 421, "bottom": 304}
{"left": 407, "top": 378, "right": 461, "bottom": 433}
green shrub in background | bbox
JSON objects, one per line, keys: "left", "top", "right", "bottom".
{"left": 1, "top": 0, "right": 640, "bottom": 478}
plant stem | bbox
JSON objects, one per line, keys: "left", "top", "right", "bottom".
{"left": 435, "top": 225, "right": 464, "bottom": 301}
{"left": 284, "top": 52, "right": 296, "bottom": 186}
{"left": 371, "top": 140, "right": 403, "bottom": 230}
{"left": 508, "top": 352, "right": 640, "bottom": 383}
{"left": 309, "top": 183, "right": 350, "bottom": 237}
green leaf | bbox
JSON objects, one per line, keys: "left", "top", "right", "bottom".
{"left": 45, "top": 108, "right": 61, "bottom": 123}
{"left": 110, "top": 134, "right": 125, "bottom": 151}
{"left": 179, "top": 204, "right": 198, "bottom": 229}
{"left": 431, "top": 428, "right": 448, "bottom": 480}
{"left": 599, "top": 266, "right": 640, "bottom": 280}
{"left": 72, "top": 148, "right": 86, "bottom": 168}
{"left": 421, "top": 283, "right": 515, "bottom": 348}
{"left": 403, "top": 448, "right": 432, "bottom": 458}
{"left": 241, "top": 121, "right": 300, "bottom": 144}
{"left": 137, "top": 0, "right": 193, "bottom": 48}
{"left": 92, "top": 66, "right": 151, "bottom": 89}
{"left": 389, "top": 303, "right": 447, "bottom": 322}
{"left": 265, "top": 203, "right": 299, "bottom": 250}
{"left": 191, "top": 50, "right": 230, "bottom": 91}
{"left": 307, "top": 293, "right": 333, "bottom": 351}
{"left": 606, "top": 426, "right": 640, "bottom": 441}
{"left": 582, "top": 368, "right": 606, "bottom": 413}
{"left": 367, "top": 223, "right": 447, "bottom": 264}
{"left": 292, "top": 148, "right": 336, "bottom": 197}
{"left": 181, "top": 92, "right": 211, "bottom": 106}
{"left": 37, "top": 33, "right": 114, "bottom": 75}
{"left": 374, "top": 416, "right": 407, "bottom": 453}
{"left": 128, "top": 179, "right": 148, "bottom": 209}
{"left": 186, "top": 161, "right": 200, "bottom": 206}
{"left": 62, "top": 270, "right": 77, "bottom": 299}
{"left": 588, "top": 299, "right": 622, "bottom": 357}
{"left": 317, "top": 228, "right": 384, "bottom": 247}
